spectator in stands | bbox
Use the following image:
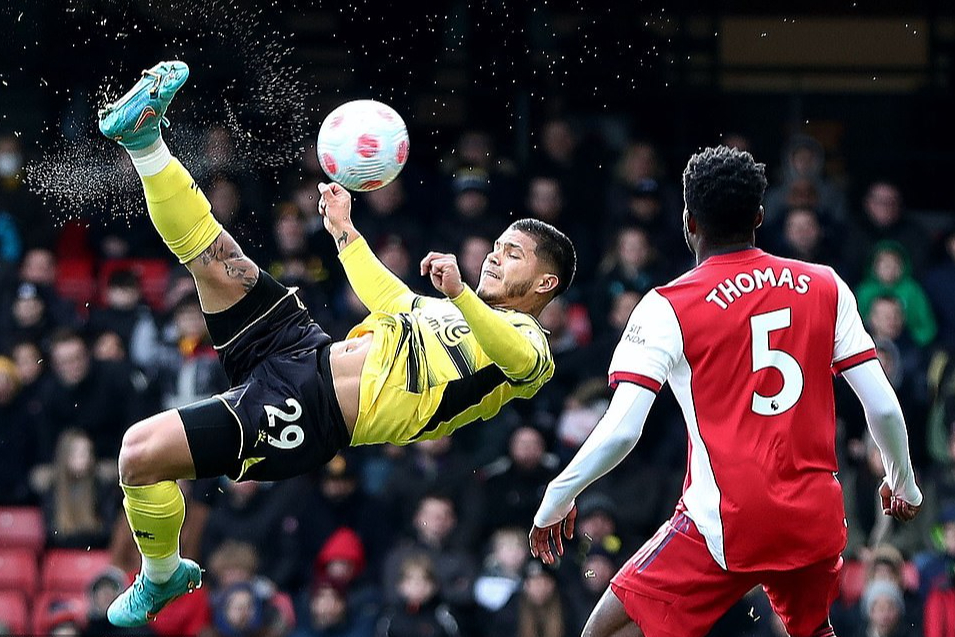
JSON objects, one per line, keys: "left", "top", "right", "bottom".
{"left": 915, "top": 505, "right": 955, "bottom": 599}
{"left": 857, "top": 579, "right": 912, "bottom": 637}
{"left": 606, "top": 178, "right": 686, "bottom": 277}
{"left": 772, "top": 207, "right": 842, "bottom": 270}
{"left": 350, "top": 179, "right": 422, "bottom": 257}
{"left": 41, "top": 428, "right": 118, "bottom": 549}
{"left": 267, "top": 202, "right": 336, "bottom": 316}
{"left": 0, "top": 134, "right": 53, "bottom": 249}
{"left": 473, "top": 527, "right": 527, "bottom": 621}
{"left": 857, "top": 242, "right": 937, "bottom": 347}
{"left": 924, "top": 227, "right": 955, "bottom": 350}
{"left": 477, "top": 427, "right": 560, "bottom": 535}
{"left": 17, "top": 247, "right": 76, "bottom": 326}
{"left": 209, "top": 581, "right": 292, "bottom": 637}
{"left": 864, "top": 298, "right": 932, "bottom": 467}
{"left": 0, "top": 204, "right": 21, "bottom": 271}
{"left": 606, "top": 141, "right": 682, "bottom": 233}
{"left": 312, "top": 527, "right": 380, "bottom": 618}
{"left": 554, "top": 379, "right": 612, "bottom": 461}
{"left": 458, "top": 234, "right": 492, "bottom": 290}
{"left": 524, "top": 175, "right": 594, "bottom": 285}
{"left": 87, "top": 269, "right": 158, "bottom": 353}
{"left": 0, "top": 355, "right": 36, "bottom": 504}
{"left": 133, "top": 294, "right": 228, "bottom": 410}
{"left": 0, "top": 282, "right": 57, "bottom": 352}
{"left": 568, "top": 543, "right": 623, "bottom": 631}
{"left": 381, "top": 438, "right": 483, "bottom": 549}
{"left": 433, "top": 170, "right": 498, "bottom": 252}
{"left": 382, "top": 495, "right": 477, "bottom": 609}
{"left": 292, "top": 577, "right": 375, "bottom": 637}
{"left": 489, "top": 561, "right": 577, "bottom": 637}
{"left": 376, "top": 554, "right": 460, "bottom": 637}
{"left": 201, "top": 480, "right": 304, "bottom": 591}
{"left": 42, "top": 328, "right": 144, "bottom": 459}
{"left": 845, "top": 182, "right": 928, "bottom": 282}
{"left": 296, "top": 454, "right": 392, "bottom": 586}
{"left": 832, "top": 545, "right": 921, "bottom": 634}
{"left": 844, "top": 432, "right": 932, "bottom": 560}
{"left": 9, "top": 338, "right": 49, "bottom": 425}
{"left": 589, "top": 225, "right": 657, "bottom": 330}
{"left": 83, "top": 566, "right": 136, "bottom": 637}
{"left": 443, "top": 130, "right": 520, "bottom": 215}
{"left": 764, "top": 134, "right": 847, "bottom": 226}
{"left": 375, "top": 234, "right": 428, "bottom": 292}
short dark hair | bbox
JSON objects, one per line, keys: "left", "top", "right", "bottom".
{"left": 509, "top": 218, "right": 576, "bottom": 297}
{"left": 683, "top": 146, "right": 768, "bottom": 242}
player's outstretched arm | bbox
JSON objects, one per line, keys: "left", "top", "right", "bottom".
{"left": 530, "top": 383, "right": 656, "bottom": 563}
{"left": 843, "top": 359, "right": 922, "bottom": 521}
{"left": 319, "top": 182, "right": 417, "bottom": 314}
{"left": 421, "top": 251, "right": 547, "bottom": 382}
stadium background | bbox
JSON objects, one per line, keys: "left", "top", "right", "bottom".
{"left": 1, "top": 0, "right": 955, "bottom": 635}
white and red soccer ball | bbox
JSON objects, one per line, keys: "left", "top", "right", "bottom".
{"left": 316, "top": 99, "right": 410, "bottom": 192}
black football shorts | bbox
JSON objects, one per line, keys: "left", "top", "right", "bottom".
{"left": 178, "top": 271, "right": 350, "bottom": 482}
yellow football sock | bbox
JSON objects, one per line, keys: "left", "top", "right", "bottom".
{"left": 141, "top": 157, "right": 222, "bottom": 263}
{"left": 121, "top": 481, "right": 185, "bottom": 560}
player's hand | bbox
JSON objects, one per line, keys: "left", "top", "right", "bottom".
{"left": 317, "top": 182, "right": 354, "bottom": 239}
{"left": 420, "top": 252, "right": 464, "bottom": 298}
{"left": 879, "top": 480, "right": 921, "bottom": 522}
{"left": 529, "top": 504, "right": 577, "bottom": 565}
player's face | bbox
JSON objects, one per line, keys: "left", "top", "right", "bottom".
{"left": 476, "top": 229, "right": 544, "bottom": 306}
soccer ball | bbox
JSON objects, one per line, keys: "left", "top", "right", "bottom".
{"left": 316, "top": 99, "right": 410, "bottom": 192}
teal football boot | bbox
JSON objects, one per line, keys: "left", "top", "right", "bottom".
{"left": 98, "top": 60, "right": 189, "bottom": 150}
{"left": 106, "top": 558, "right": 202, "bottom": 627}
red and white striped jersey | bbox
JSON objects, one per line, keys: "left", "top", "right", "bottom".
{"left": 608, "top": 248, "right": 876, "bottom": 571}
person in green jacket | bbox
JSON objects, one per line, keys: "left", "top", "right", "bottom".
{"left": 856, "top": 239, "right": 938, "bottom": 347}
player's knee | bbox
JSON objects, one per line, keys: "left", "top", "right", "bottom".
{"left": 118, "top": 422, "right": 159, "bottom": 486}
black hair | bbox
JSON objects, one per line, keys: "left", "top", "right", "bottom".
{"left": 683, "top": 146, "right": 768, "bottom": 243}
{"left": 509, "top": 218, "right": 576, "bottom": 297}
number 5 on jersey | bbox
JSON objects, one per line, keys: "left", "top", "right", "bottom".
{"left": 750, "top": 308, "right": 804, "bottom": 416}
{"left": 264, "top": 398, "right": 305, "bottom": 449}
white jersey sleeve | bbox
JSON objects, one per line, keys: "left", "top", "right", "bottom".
{"left": 831, "top": 269, "right": 877, "bottom": 372}
{"left": 608, "top": 289, "right": 683, "bottom": 392}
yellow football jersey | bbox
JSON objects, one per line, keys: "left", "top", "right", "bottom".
{"left": 338, "top": 237, "right": 554, "bottom": 445}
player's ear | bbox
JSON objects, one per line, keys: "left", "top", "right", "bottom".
{"left": 537, "top": 273, "right": 559, "bottom": 295}
{"left": 684, "top": 209, "right": 697, "bottom": 234}
{"left": 755, "top": 205, "right": 765, "bottom": 229}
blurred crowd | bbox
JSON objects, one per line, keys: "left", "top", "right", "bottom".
{"left": 0, "top": 119, "right": 954, "bottom": 637}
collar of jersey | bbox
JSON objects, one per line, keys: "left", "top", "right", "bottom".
{"left": 699, "top": 247, "right": 765, "bottom": 266}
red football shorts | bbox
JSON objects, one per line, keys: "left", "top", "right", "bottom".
{"left": 610, "top": 512, "right": 842, "bottom": 637}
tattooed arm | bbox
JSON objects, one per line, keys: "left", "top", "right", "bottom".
{"left": 185, "top": 230, "right": 261, "bottom": 313}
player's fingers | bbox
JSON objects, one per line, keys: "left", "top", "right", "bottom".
{"left": 318, "top": 182, "right": 331, "bottom": 195}
{"left": 564, "top": 507, "right": 577, "bottom": 540}
{"left": 420, "top": 253, "right": 439, "bottom": 275}
{"left": 552, "top": 525, "right": 564, "bottom": 556}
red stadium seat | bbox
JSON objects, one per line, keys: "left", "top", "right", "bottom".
{"left": 0, "top": 591, "right": 29, "bottom": 634}
{"left": 55, "top": 258, "right": 97, "bottom": 313}
{"left": 0, "top": 507, "right": 45, "bottom": 553}
{"left": 31, "top": 590, "right": 86, "bottom": 634}
{"left": 41, "top": 549, "right": 113, "bottom": 592}
{"left": 98, "top": 258, "right": 171, "bottom": 311}
{"left": 0, "top": 548, "right": 38, "bottom": 594}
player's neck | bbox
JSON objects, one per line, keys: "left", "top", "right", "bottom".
{"left": 695, "top": 239, "right": 756, "bottom": 265}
